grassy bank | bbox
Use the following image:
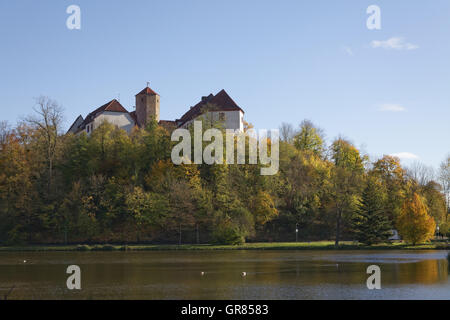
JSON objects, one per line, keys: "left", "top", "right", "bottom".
{"left": 0, "top": 241, "right": 448, "bottom": 252}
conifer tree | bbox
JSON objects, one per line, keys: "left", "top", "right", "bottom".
{"left": 352, "top": 178, "right": 392, "bottom": 245}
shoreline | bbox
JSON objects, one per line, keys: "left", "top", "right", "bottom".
{"left": 0, "top": 241, "right": 448, "bottom": 252}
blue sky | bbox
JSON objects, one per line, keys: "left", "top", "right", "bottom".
{"left": 0, "top": 0, "right": 449, "bottom": 169}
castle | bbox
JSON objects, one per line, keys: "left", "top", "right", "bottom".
{"left": 67, "top": 85, "right": 245, "bottom": 135}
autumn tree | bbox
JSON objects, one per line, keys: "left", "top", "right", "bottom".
{"left": 371, "top": 155, "right": 407, "bottom": 221}
{"left": 397, "top": 193, "right": 436, "bottom": 245}
{"left": 421, "top": 181, "right": 447, "bottom": 230}
{"left": 0, "top": 125, "right": 41, "bottom": 244}
{"left": 2, "top": 98, "right": 446, "bottom": 246}
{"left": 293, "top": 120, "right": 325, "bottom": 158}
{"left": 274, "top": 142, "right": 332, "bottom": 240}
{"left": 330, "top": 138, "right": 365, "bottom": 246}
{"left": 126, "top": 186, "right": 169, "bottom": 241}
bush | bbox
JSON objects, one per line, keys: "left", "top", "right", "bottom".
{"left": 76, "top": 244, "right": 90, "bottom": 251}
{"left": 211, "top": 225, "right": 245, "bottom": 245}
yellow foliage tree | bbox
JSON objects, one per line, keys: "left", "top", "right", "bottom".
{"left": 250, "top": 190, "right": 278, "bottom": 225}
{"left": 397, "top": 193, "right": 436, "bottom": 245}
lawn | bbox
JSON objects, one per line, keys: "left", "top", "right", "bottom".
{"left": 0, "top": 241, "right": 448, "bottom": 252}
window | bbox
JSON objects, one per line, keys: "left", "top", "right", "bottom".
{"left": 219, "top": 112, "right": 225, "bottom": 121}
{"left": 86, "top": 124, "right": 90, "bottom": 133}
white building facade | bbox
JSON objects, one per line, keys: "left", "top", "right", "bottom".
{"left": 67, "top": 86, "right": 244, "bottom": 135}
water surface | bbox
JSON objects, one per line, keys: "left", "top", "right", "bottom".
{"left": 0, "top": 250, "right": 448, "bottom": 299}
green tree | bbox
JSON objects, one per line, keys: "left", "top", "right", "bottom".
{"left": 352, "top": 178, "right": 392, "bottom": 245}
{"left": 330, "top": 138, "right": 365, "bottom": 246}
{"left": 274, "top": 143, "right": 332, "bottom": 241}
{"left": 371, "top": 155, "right": 407, "bottom": 222}
{"left": 126, "top": 186, "right": 169, "bottom": 241}
{"left": 421, "top": 181, "right": 447, "bottom": 231}
{"left": 293, "top": 120, "right": 325, "bottom": 157}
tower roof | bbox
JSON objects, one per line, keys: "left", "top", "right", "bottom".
{"left": 136, "top": 86, "right": 159, "bottom": 96}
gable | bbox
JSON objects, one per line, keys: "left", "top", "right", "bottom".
{"left": 177, "top": 89, "right": 243, "bottom": 127}
{"left": 69, "top": 99, "right": 132, "bottom": 134}
{"left": 67, "top": 115, "right": 84, "bottom": 134}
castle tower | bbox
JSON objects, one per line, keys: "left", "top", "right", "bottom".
{"left": 135, "top": 85, "right": 160, "bottom": 127}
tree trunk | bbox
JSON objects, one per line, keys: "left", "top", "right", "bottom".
{"left": 179, "top": 222, "right": 182, "bottom": 245}
{"left": 335, "top": 208, "right": 342, "bottom": 247}
{"left": 196, "top": 223, "right": 199, "bottom": 244}
{"left": 48, "top": 156, "right": 53, "bottom": 195}
{"left": 64, "top": 223, "right": 68, "bottom": 245}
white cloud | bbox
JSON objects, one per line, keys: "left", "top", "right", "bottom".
{"left": 342, "top": 46, "right": 354, "bottom": 56}
{"left": 378, "top": 104, "right": 406, "bottom": 112}
{"left": 389, "top": 152, "right": 419, "bottom": 160}
{"left": 371, "top": 37, "right": 418, "bottom": 50}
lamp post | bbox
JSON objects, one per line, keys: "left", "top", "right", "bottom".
{"left": 295, "top": 223, "right": 299, "bottom": 242}
{"left": 437, "top": 226, "right": 440, "bottom": 239}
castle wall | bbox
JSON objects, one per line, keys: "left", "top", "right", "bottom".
{"left": 91, "top": 111, "right": 135, "bottom": 134}
{"left": 182, "top": 110, "right": 244, "bottom": 131}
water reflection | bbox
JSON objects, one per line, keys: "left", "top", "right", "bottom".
{"left": 0, "top": 250, "right": 448, "bottom": 299}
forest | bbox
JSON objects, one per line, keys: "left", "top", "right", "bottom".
{"left": 0, "top": 96, "right": 448, "bottom": 245}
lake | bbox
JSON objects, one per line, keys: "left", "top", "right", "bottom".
{"left": 0, "top": 250, "right": 449, "bottom": 299}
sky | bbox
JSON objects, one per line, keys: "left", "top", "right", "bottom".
{"left": 0, "top": 0, "right": 449, "bottom": 169}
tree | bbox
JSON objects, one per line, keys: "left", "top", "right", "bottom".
{"left": 0, "top": 121, "right": 10, "bottom": 148}
{"left": 250, "top": 190, "right": 278, "bottom": 226}
{"left": 126, "top": 186, "right": 169, "bottom": 241}
{"left": 438, "top": 155, "right": 450, "bottom": 213}
{"left": 4, "top": 97, "right": 444, "bottom": 246}
{"left": 330, "top": 138, "right": 365, "bottom": 246}
{"left": 279, "top": 122, "right": 295, "bottom": 143}
{"left": 0, "top": 125, "right": 42, "bottom": 244}
{"left": 169, "top": 180, "right": 197, "bottom": 245}
{"left": 24, "top": 96, "right": 64, "bottom": 195}
{"left": 421, "top": 181, "right": 447, "bottom": 229}
{"left": 397, "top": 193, "right": 436, "bottom": 245}
{"left": 371, "top": 155, "right": 407, "bottom": 221}
{"left": 274, "top": 145, "right": 332, "bottom": 241}
{"left": 351, "top": 178, "right": 392, "bottom": 245}
{"left": 293, "top": 120, "right": 325, "bottom": 157}
{"left": 406, "top": 161, "right": 435, "bottom": 187}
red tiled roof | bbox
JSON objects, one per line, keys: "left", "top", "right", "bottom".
{"left": 90, "top": 99, "right": 128, "bottom": 115}
{"left": 136, "top": 86, "right": 158, "bottom": 96}
{"left": 177, "top": 89, "right": 243, "bottom": 126}
{"left": 159, "top": 120, "right": 177, "bottom": 131}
